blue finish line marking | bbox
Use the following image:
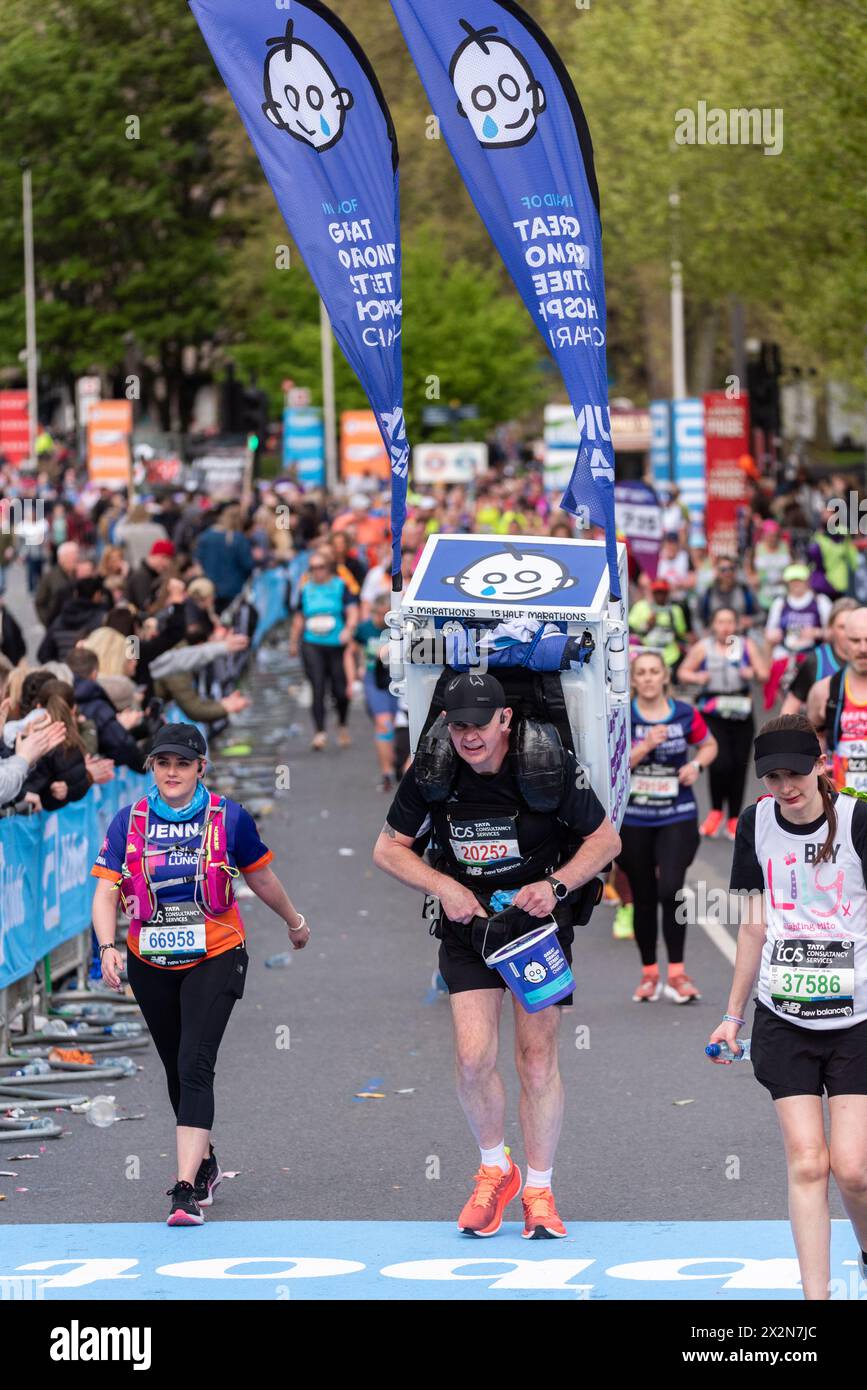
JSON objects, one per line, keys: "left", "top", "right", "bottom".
{"left": 1, "top": 1221, "right": 864, "bottom": 1299}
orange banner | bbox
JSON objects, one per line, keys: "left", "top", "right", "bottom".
{"left": 87, "top": 401, "right": 133, "bottom": 487}
{"left": 340, "top": 410, "right": 389, "bottom": 479}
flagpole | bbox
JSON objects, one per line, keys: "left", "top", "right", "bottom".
{"left": 320, "top": 299, "right": 338, "bottom": 491}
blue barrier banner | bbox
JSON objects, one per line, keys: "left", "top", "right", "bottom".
{"left": 0, "top": 771, "right": 150, "bottom": 992}
{"left": 390, "top": 0, "right": 619, "bottom": 599}
{"left": 0, "top": 815, "right": 41, "bottom": 992}
{"left": 252, "top": 566, "right": 291, "bottom": 649}
{"left": 190, "top": 0, "right": 409, "bottom": 584}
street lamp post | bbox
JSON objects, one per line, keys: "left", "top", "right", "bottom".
{"left": 669, "top": 188, "right": 687, "bottom": 401}
{"left": 21, "top": 162, "right": 38, "bottom": 465}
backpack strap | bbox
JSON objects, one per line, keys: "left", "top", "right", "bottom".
{"left": 194, "top": 793, "right": 239, "bottom": 919}
{"left": 826, "top": 665, "right": 847, "bottom": 748}
{"left": 119, "top": 797, "right": 150, "bottom": 885}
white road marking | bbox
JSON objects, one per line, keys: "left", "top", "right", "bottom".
{"left": 697, "top": 915, "right": 737, "bottom": 966}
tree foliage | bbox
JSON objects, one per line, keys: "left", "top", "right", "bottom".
{"left": 0, "top": 0, "right": 863, "bottom": 428}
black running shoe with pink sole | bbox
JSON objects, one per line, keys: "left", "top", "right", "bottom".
{"left": 193, "top": 1149, "right": 223, "bottom": 1208}
{"left": 166, "top": 1181, "right": 204, "bottom": 1227}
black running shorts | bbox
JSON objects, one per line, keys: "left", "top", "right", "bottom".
{"left": 437, "top": 916, "right": 575, "bottom": 1006}
{"left": 751, "top": 999, "right": 867, "bottom": 1100}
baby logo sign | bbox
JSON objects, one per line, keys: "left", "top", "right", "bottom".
{"left": 263, "top": 20, "right": 354, "bottom": 152}
{"left": 444, "top": 546, "right": 576, "bottom": 603}
{"left": 449, "top": 19, "right": 546, "bottom": 148}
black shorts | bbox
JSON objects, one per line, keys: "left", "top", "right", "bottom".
{"left": 437, "top": 916, "right": 575, "bottom": 1006}
{"left": 751, "top": 999, "right": 867, "bottom": 1100}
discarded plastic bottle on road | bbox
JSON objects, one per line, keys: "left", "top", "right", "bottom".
{"left": 109, "top": 1056, "right": 139, "bottom": 1076}
{"left": 17, "top": 1115, "right": 55, "bottom": 1133}
{"left": 265, "top": 952, "right": 293, "bottom": 968}
{"left": 86, "top": 1095, "right": 118, "bottom": 1127}
{"left": 43, "top": 1019, "right": 71, "bottom": 1037}
{"left": 13, "top": 1059, "right": 51, "bottom": 1076}
{"left": 706, "top": 1039, "right": 751, "bottom": 1062}
{"left": 82, "top": 1003, "right": 115, "bottom": 1023}
{"left": 104, "top": 1021, "right": 142, "bottom": 1038}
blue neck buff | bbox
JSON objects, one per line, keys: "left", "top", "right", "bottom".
{"left": 147, "top": 780, "right": 209, "bottom": 823}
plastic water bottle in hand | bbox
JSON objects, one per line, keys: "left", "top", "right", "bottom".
{"left": 706, "top": 1039, "right": 751, "bottom": 1062}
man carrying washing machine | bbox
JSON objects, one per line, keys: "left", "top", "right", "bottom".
{"left": 373, "top": 671, "right": 620, "bottom": 1238}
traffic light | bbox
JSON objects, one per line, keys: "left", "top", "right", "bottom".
{"left": 241, "top": 388, "right": 269, "bottom": 453}
{"left": 746, "top": 341, "right": 782, "bottom": 435}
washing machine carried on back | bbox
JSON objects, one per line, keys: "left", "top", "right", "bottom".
{"left": 387, "top": 533, "right": 631, "bottom": 830}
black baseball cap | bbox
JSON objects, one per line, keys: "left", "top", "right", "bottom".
{"left": 441, "top": 671, "right": 506, "bottom": 725}
{"left": 148, "top": 723, "right": 208, "bottom": 760}
{"left": 754, "top": 727, "right": 821, "bottom": 778}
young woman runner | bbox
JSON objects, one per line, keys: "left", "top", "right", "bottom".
{"left": 713, "top": 714, "right": 867, "bottom": 1299}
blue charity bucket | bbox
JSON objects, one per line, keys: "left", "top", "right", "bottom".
{"left": 484, "top": 919, "right": 575, "bottom": 1013}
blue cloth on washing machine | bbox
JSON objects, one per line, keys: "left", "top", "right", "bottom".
{"left": 440, "top": 619, "right": 591, "bottom": 672}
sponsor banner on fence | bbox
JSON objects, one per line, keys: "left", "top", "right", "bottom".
{"left": 703, "top": 391, "right": 751, "bottom": 559}
{"left": 614, "top": 479, "right": 662, "bottom": 580}
{"left": 0, "top": 390, "right": 30, "bottom": 467}
{"left": 672, "top": 399, "right": 706, "bottom": 547}
{"left": 649, "top": 399, "right": 671, "bottom": 486}
{"left": 0, "top": 768, "right": 149, "bottom": 991}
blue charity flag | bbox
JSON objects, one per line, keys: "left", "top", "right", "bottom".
{"left": 390, "top": 0, "right": 620, "bottom": 599}
{"left": 190, "top": 0, "right": 410, "bottom": 585}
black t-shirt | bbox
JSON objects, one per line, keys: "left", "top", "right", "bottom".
{"left": 730, "top": 795, "right": 867, "bottom": 892}
{"left": 386, "top": 749, "right": 606, "bottom": 888}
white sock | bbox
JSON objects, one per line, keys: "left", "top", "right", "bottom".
{"left": 480, "top": 1142, "right": 510, "bottom": 1174}
{"left": 526, "top": 1165, "right": 553, "bottom": 1190}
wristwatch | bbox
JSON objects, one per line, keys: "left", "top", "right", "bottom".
{"left": 546, "top": 876, "right": 570, "bottom": 902}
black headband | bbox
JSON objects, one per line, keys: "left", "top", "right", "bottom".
{"left": 754, "top": 728, "right": 821, "bottom": 778}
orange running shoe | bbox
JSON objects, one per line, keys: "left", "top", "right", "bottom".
{"left": 632, "top": 973, "right": 662, "bottom": 1002}
{"left": 699, "top": 809, "right": 724, "bottom": 837}
{"left": 457, "top": 1158, "right": 521, "bottom": 1237}
{"left": 522, "top": 1187, "right": 567, "bottom": 1240}
{"left": 725, "top": 817, "right": 738, "bottom": 840}
{"left": 664, "top": 973, "right": 702, "bottom": 1004}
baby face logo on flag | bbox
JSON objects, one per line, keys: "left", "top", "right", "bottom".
{"left": 449, "top": 18, "right": 546, "bottom": 148}
{"left": 262, "top": 19, "right": 354, "bottom": 151}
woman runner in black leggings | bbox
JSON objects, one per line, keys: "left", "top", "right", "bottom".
{"left": 290, "top": 549, "right": 359, "bottom": 751}
{"left": 618, "top": 650, "right": 718, "bottom": 1003}
{"left": 92, "top": 724, "right": 310, "bottom": 1226}
{"left": 679, "top": 605, "right": 767, "bottom": 840}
